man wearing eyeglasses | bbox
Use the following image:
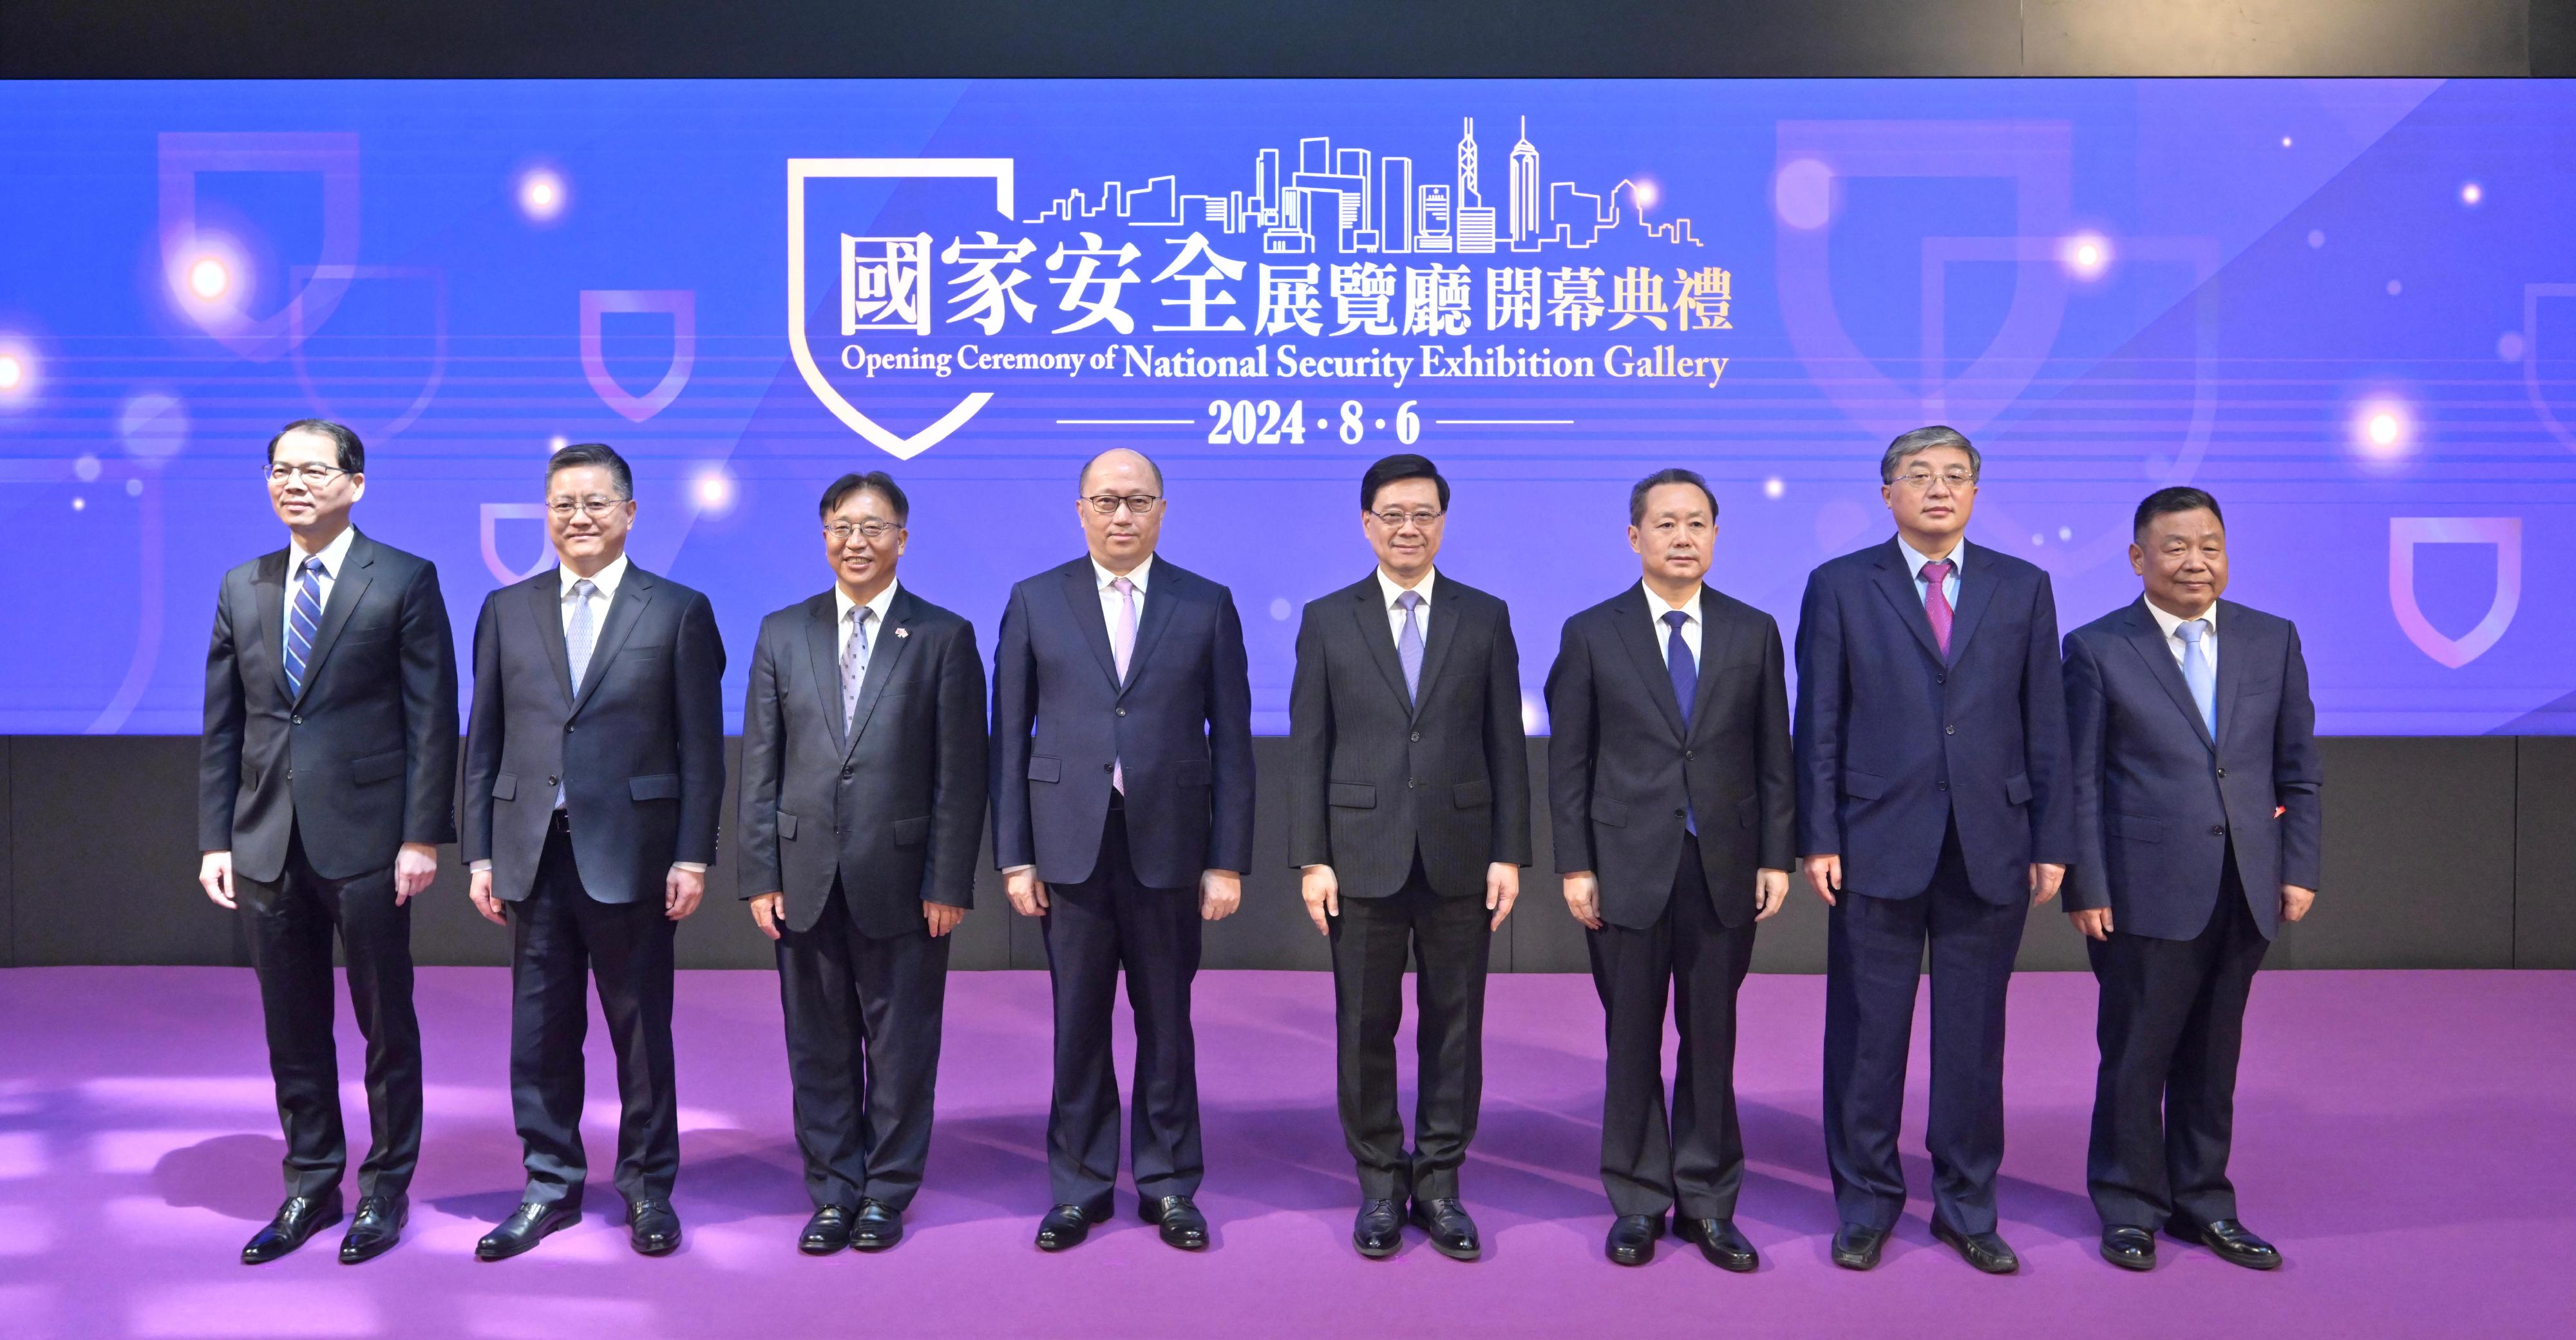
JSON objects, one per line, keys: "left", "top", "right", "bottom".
{"left": 737, "top": 471, "right": 987, "bottom": 1255}
{"left": 1286, "top": 453, "right": 1530, "bottom": 1262}
{"left": 201, "top": 419, "right": 458, "bottom": 1265}
{"left": 1794, "top": 426, "right": 2074, "bottom": 1275}
{"left": 461, "top": 442, "right": 726, "bottom": 1261}
{"left": 991, "top": 448, "right": 1255, "bottom": 1253}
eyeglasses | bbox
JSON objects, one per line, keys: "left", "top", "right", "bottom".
{"left": 824, "top": 520, "right": 901, "bottom": 544}
{"left": 547, "top": 496, "right": 628, "bottom": 519}
{"left": 1368, "top": 508, "right": 1445, "bottom": 529}
{"left": 265, "top": 464, "right": 349, "bottom": 487}
{"left": 1084, "top": 493, "right": 1160, "bottom": 516}
{"left": 1893, "top": 469, "right": 1978, "bottom": 492}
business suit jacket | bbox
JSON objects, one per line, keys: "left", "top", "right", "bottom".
{"left": 1546, "top": 584, "right": 1794, "bottom": 930}
{"left": 200, "top": 529, "right": 459, "bottom": 883}
{"left": 462, "top": 563, "right": 726, "bottom": 904}
{"left": 1794, "top": 537, "right": 2076, "bottom": 903}
{"left": 739, "top": 586, "right": 989, "bottom": 939}
{"left": 991, "top": 556, "right": 1255, "bottom": 889}
{"left": 1287, "top": 571, "right": 1532, "bottom": 900}
{"left": 2063, "top": 598, "right": 2322, "bottom": 941}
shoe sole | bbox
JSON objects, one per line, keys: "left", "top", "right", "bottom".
{"left": 850, "top": 1233, "right": 901, "bottom": 1252}
{"left": 1606, "top": 1247, "right": 1653, "bottom": 1267}
{"left": 631, "top": 1234, "right": 680, "bottom": 1257}
{"left": 2101, "top": 1244, "right": 2157, "bottom": 1272}
{"left": 2171, "top": 1224, "right": 2281, "bottom": 1271}
{"left": 337, "top": 1236, "right": 399, "bottom": 1265}
{"left": 476, "top": 1213, "right": 577, "bottom": 1262}
{"left": 1419, "top": 1233, "right": 1482, "bottom": 1262}
{"left": 1933, "top": 1227, "right": 2018, "bottom": 1275}
{"left": 798, "top": 1240, "right": 849, "bottom": 1256}
{"left": 1354, "top": 1235, "right": 1399, "bottom": 1260}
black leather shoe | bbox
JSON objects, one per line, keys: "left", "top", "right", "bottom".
{"left": 476, "top": 1198, "right": 580, "bottom": 1261}
{"left": 1830, "top": 1222, "right": 1886, "bottom": 1271}
{"left": 1408, "top": 1197, "right": 1481, "bottom": 1261}
{"left": 337, "top": 1194, "right": 406, "bottom": 1265}
{"left": 2172, "top": 1216, "right": 2280, "bottom": 1270}
{"left": 1139, "top": 1194, "right": 1208, "bottom": 1250}
{"left": 1932, "top": 1221, "right": 2021, "bottom": 1274}
{"left": 2101, "top": 1225, "right": 2157, "bottom": 1271}
{"left": 242, "top": 1194, "right": 343, "bottom": 1265}
{"left": 1035, "top": 1202, "right": 1108, "bottom": 1252}
{"left": 1677, "top": 1216, "right": 1759, "bottom": 1272}
{"left": 1352, "top": 1199, "right": 1402, "bottom": 1258}
{"left": 1605, "top": 1214, "right": 1664, "bottom": 1267}
{"left": 627, "top": 1199, "right": 681, "bottom": 1256}
{"left": 850, "top": 1199, "right": 903, "bottom": 1252}
{"left": 799, "top": 1205, "right": 852, "bottom": 1255}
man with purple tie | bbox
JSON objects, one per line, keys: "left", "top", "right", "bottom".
{"left": 1795, "top": 426, "right": 2074, "bottom": 1274}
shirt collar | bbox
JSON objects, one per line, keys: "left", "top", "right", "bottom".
{"left": 289, "top": 525, "right": 358, "bottom": 576}
{"left": 1376, "top": 566, "right": 1437, "bottom": 609}
{"left": 1641, "top": 580, "right": 1701, "bottom": 625}
{"left": 835, "top": 578, "right": 901, "bottom": 628}
{"left": 1093, "top": 554, "right": 1154, "bottom": 594}
{"left": 559, "top": 552, "right": 630, "bottom": 601}
{"left": 2145, "top": 597, "right": 2217, "bottom": 641}
{"left": 1898, "top": 534, "right": 1965, "bottom": 583}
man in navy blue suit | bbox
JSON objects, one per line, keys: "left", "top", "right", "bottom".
{"left": 2063, "top": 487, "right": 2321, "bottom": 1274}
{"left": 1795, "top": 426, "right": 2074, "bottom": 1274}
{"left": 991, "top": 448, "right": 1256, "bottom": 1254}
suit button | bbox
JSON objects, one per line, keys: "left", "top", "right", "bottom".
{"left": 2216, "top": 767, "right": 2226, "bottom": 778}
{"left": 565, "top": 724, "right": 575, "bottom": 733}
{"left": 1117, "top": 707, "right": 1127, "bottom": 717}
{"left": 1672, "top": 808, "right": 1686, "bottom": 819}
{"left": 290, "top": 715, "right": 302, "bottom": 725}
{"left": 841, "top": 766, "right": 854, "bottom": 779}
{"left": 1937, "top": 780, "right": 1948, "bottom": 791}
{"left": 1103, "top": 762, "right": 1114, "bottom": 773}
{"left": 1944, "top": 723, "right": 1956, "bottom": 735}
{"left": 2210, "top": 824, "right": 2227, "bottom": 836}
{"left": 1410, "top": 731, "right": 1421, "bottom": 742}
{"left": 1684, "top": 749, "right": 1694, "bottom": 760}
{"left": 1936, "top": 674, "right": 1946, "bottom": 684}
{"left": 546, "top": 775, "right": 559, "bottom": 787}
{"left": 1408, "top": 779, "right": 1417, "bottom": 789}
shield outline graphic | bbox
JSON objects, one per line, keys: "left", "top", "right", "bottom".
{"left": 788, "top": 158, "right": 1015, "bottom": 460}
{"left": 581, "top": 289, "right": 696, "bottom": 422}
{"left": 288, "top": 263, "right": 450, "bottom": 440}
{"left": 158, "top": 132, "right": 363, "bottom": 364}
{"left": 2389, "top": 516, "right": 2522, "bottom": 669}
{"left": 480, "top": 502, "right": 555, "bottom": 586}
{"left": 2520, "top": 283, "right": 2576, "bottom": 454}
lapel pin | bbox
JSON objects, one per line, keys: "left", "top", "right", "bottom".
{"left": 893, "top": 627, "right": 909, "bottom": 639}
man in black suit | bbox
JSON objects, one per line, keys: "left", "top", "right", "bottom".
{"left": 739, "top": 471, "right": 987, "bottom": 1255}
{"left": 200, "top": 419, "right": 457, "bottom": 1265}
{"left": 2063, "top": 487, "right": 2321, "bottom": 1273}
{"left": 1544, "top": 469, "right": 1792, "bottom": 1271}
{"left": 461, "top": 442, "right": 726, "bottom": 1260}
{"left": 1795, "top": 426, "right": 2074, "bottom": 1274}
{"left": 992, "top": 448, "right": 1255, "bottom": 1252}
{"left": 1287, "top": 453, "right": 1531, "bottom": 1262}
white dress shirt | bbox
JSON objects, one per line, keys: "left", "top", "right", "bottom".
{"left": 281, "top": 524, "right": 359, "bottom": 661}
{"left": 834, "top": 578, "right": 902, "bottom": 665}
{"left": 1094, "top": 554, "right": 1155, "bottom": 639}
{"left": 1644, "top": 582, "right": 1703, "bottom": 670}
{"left": 1898, "top": 535, "right": 1964, "bottom": 609}
{"left": 1375, "top": 566, "right": 1437, "bottom": 645}
{"left": 2145, "top": 598, "right": 2219, "bottom": 675}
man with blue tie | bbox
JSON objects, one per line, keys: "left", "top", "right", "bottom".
{"left": 1795, "top": 426, "right": 2074, "bottom": 1274}
{"left": 2063, "top": 487, "right": 2321, "bottom": 1272}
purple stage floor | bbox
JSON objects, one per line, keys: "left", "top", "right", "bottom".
{"left": 1, "top": 966, "right": 2570, "bottom": 1338}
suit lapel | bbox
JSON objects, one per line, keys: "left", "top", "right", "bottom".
{"left": 527, "top": 573, "right": 575, "bottom": 710}
{"left": 2122, "top": 600, "right": 2215, "bottom": 751}
{"left": 1688, "top": 585, "right": 1743, "bottom": 741}
{"left": 292, "top": 534, "right": 375, "bottom": 706}
{"left": 1122, "top": 563, "right": 1180, "bottom": 695}
{"left": 1059, "top": 563, "right": 1123, "bottom": 692}
{"left": 252, "top": 550, "right": 289, "bottom": 701}
{"left": 804, "top": 594, "right": 848, "bottom": 756}
{"left": 1940, "top": 540, "right": 1998, "bottom": 666}
{"left": 569, "top": 567, "right": 654, "bottom": 719}
{"left": 1611, "top": 586, "right": 1686, "bottom": 742}
{"left": 1867, "top": 541, "right": 1947, "bottom": 666}
{"left": 2213, "top": 599, "right": 2249, "bottom": 747}
{"left": 844, "top": 587, "right": 916, "bottom": 757}
{"left": 1352, "top": 578, "right": 1414, "bottom": 711}
{"left": 1408, "top": 576, "right": 1464, "bottom": 722}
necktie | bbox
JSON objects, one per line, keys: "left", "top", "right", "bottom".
{"left": 1920, "top": 558, "right": 1956, "bottom": 658}
{"left": 285, "top": 556, "right": 325, "bottom": 698}
{"left": 1396, "top": 589, "right": 1424, "bottom": 704}
{"left": 1665, "top": 609, "right": 1698, "bottom": 834}
{"left": 840, "top": 606, "right": 873, "bottom": 734}
{"left": 567, "top": 578, "right": 598, "bottom": 695}
{"left": 2179, "top": 618, "right": 2216, "bottom": 735}
{"left": 1110, "top": 576, "right": 1137, "bottom": 793}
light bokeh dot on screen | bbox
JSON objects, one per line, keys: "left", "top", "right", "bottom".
{"left": 126, "top": 478, "right": 143, "bottom": 496}
{"left": 2307, "top": 230, "right": 2325, "bottom": 248}
{"left": 2387, "top": 279, "right": 2403, "bottom": 297}
{"left": 2498, "top": 332, "right": 2525, "bottom": 362}
{"left": 117, "top": 392, "right": 188, "bottom": 461}
{"left": 1773, "top": 158, "right": 1833, "bottom": 231}
{"left": 2058, "top": 526, "right": 2073, "bottom": 542}
{"left": 1269, "top": 598, "right": 1291, "bottom": 621}
{"left": 73, "top": 454, "right": 100, "bottom": 482}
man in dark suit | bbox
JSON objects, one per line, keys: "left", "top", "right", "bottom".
{"left": 1795, "top": 425, "right": 2074, "bottom": 1274}
{"left": 461, "top": 442, "right": 726, "bottom": 1261}
{"left": 1545, "top": 468, "right": 1792, "bottom": 1271}
{"left": 739, "top": 471, "right": 987, "bottom": 1255}
{"left": 1287, "top": 453, "right": 1531, "bottom": 1262}
{"left": 200, "top": 419, "right": 457, "bottom": 1265}
{"left": 2063, "top": 487, "right": 2320, "bottom": 1274}
{"left": 992, "top": 448, "right": 1255, "bottom": 1252}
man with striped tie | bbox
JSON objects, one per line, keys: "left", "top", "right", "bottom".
{"left": 200, "top": 419, "right": 459, "bottom": 1265}
{"left": 462, "top": 443, "right": 726, "bottom": 1260}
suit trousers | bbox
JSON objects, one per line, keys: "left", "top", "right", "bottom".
{"left": 1822, "top": 818, "right": 2027, "bottom": 1235}
{"left": 1039, "top": 798, "right": 1204, "bottom": 1211}
{"left": 775, "top": 878, "right": 951, "bottom": 1213}
{"left": 237, "top": 825, "right": 422, "bottom": 1201}
{"left": 1587, "top": 834, "right": 1757, "bottom": 1220}
{"left": 507, "top": 813, "right": 679, "bottom": 1206}
{"left": 2086, "top": 856, "right": 2269, "bottom": 1231}
{"left": 1329, "top": 852, "right": 1493, "bottom": 1203}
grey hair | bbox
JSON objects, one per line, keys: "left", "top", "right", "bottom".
{"left": 1879, "top": 425, "right": 1981, "bottom": 484}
